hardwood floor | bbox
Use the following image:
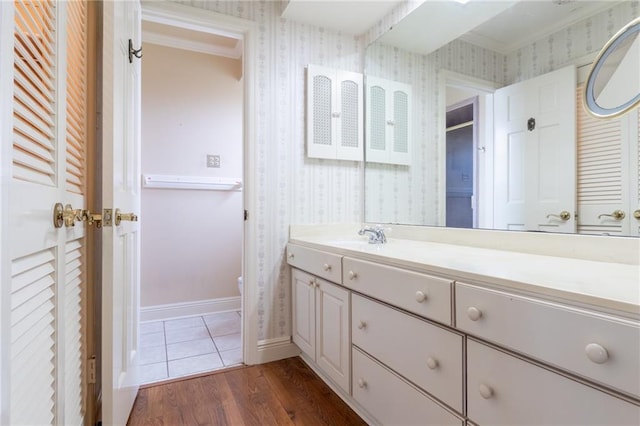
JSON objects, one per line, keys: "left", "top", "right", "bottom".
{"left": 127, "top": 357, "right": 367, "bottom": 425}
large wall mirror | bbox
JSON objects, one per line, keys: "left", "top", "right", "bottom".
{"left": 364, "top": 0, "right": 640, "bottom": 237}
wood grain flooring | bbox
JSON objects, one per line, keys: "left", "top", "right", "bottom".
{"left": 127, "top": 357, "right": 367, "bottom": 426}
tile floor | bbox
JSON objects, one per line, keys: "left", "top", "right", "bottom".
{"left": 138, "top": 311, "right": 242, "bottom": 384}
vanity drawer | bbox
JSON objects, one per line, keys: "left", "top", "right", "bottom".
{"left": 343, "top": 257, "right": 452, "bottom": 325}
{"left": 352, "top": 294, "right": 464, "bottom": 413}
{"left": 456, "top": 282, "right": 640, "bottom": 399}
{"left": 352, "top": 347, "right": 463, "bottom": 426}
{"left": 467, "top": 339, "right": 640, "bottom": 425}
{"left": 286, "top": 244, "right": 342, "bottom": 284}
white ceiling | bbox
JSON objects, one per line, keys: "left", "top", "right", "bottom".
{"left": 281, "top": 0, "right": 404, "bottom": 35}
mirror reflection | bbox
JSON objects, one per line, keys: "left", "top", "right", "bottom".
{"left": 364, "top": 0, "right": 640, "bottom": 236}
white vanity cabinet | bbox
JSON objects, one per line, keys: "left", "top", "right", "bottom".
{"left": 467, "top": 339, "right": 640, "bottom": 425}
{"left": 456, "top": 282, "right": 640, "bottom": 400}
{"left": 291, "top": 268, "right": 351, "bottom": 394}
{"left": 287, "top": 240, "right": 640, "bottom": 425}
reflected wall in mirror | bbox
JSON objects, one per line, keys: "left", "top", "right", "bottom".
{"left": 364, "top": 0, "right": 640, "bottom": 236}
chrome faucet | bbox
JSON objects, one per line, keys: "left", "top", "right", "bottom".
{"left": 358, "top": 225, "right": 387, "bottom": 244}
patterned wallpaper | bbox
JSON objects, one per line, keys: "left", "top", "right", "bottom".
{"left": 506, "top": 1, "right": 639, "bottom": 83}
{"left": 170, "top": 0, "right": 364, "bottom": 341}
{"left": 365, "top": 0, "right": 639, "bottom": 226}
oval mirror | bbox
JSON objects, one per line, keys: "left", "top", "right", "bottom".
{"left": 584, "top": 16, "right": 640, "bottom": 118}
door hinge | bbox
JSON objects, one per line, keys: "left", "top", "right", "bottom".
{"left": 88, "top": 356, "right": 96, "bottom": 384}
{"left": 244, "top": 209, "right": 248, "bottom": 221}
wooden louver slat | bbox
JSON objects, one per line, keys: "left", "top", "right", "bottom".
{"left": 13, "top": 0, "right": 56, "bottom": 186}
{"left": 576, "top": 84, "right": 622, "bottom": 204}
{"left": 66, "top": 0, "right": 87, "bottom": 195}
{"left": 10, "top": 247, "right": 56, "bottom": 426}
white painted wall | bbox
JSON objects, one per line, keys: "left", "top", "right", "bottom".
{"left": 140, "top": 42, "right": 243, "bottom": 308}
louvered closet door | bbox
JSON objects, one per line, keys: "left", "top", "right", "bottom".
{"left": 3, "top": 1, "right": 88, "bottom": 424}
{"left": 576, "top": 83, "right": 639, "bottom": 236}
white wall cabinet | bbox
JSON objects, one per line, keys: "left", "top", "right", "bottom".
{"left": 292, "top": 268, "right": 351, "bottom": 394}
{"left": 306, "top": 64, "right": 363, "bottom": 161}
{"left": 366, "top": 76, "right": 412, "bottom": 165}
{"left": 287, "top": 242, "right": 640, "bottom": 425}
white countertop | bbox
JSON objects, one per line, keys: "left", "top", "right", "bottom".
{"left": 289, "top": 228, "right": 640, "bottom": 318}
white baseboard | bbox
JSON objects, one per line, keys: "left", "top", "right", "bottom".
{"left": 253, "top": 336, "right": 300, "bottom": 364}
{"left": 140, "top": 296, "right": 241, "bottom": 322}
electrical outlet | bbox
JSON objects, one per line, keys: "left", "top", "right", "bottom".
{"left": 207, "top": 154, "right": 221, "bottom": 168}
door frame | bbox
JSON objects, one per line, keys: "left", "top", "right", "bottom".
{"left": 439, "top": 70, "right": 499, "bottom": 229}
{"left": 139, "top": 1, "right": 259, "bottom": 364}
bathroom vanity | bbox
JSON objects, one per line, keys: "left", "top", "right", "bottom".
{"left": 287, "top": 225, "right": 640, "bottom": 425}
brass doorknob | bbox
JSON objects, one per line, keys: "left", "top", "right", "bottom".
{"left": 52, "top": 203, "right": 83, "bottom": 228}
{"left": 546, "top": 210, "right": 571, "bottom": 221}
{"left": 598, "top": 210, "right": 625, "bottom": 221}
{"left": 115, "top": 208, "right": 139, "bottom": 226}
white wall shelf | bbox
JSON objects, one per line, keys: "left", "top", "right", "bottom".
{"left": 142, "top": 174, "right": 243, "bottom": 191}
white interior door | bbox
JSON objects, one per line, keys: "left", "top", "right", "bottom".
{"left": 494, "top": 65, "right": 576, "bottom": 232}
{"left": 101, "top": 1, "right": 142, "bottom": 425}
{"left": 1, "top": 1, "right": 88, "bottom": 424}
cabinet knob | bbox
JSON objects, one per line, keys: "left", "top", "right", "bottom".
{"left": 309, "top": 279, "right": 317, "bottom": 288}
{"left": 478, "top": 383, "right": 494, "bottom": 399}
{"left": 323, "top": 263, "right": 332, "bottom": 272}
{"left": 348, "top": 270, "right": 358, "bottom": 280}
{"left": 415, "top": 291, "right": 427, "bottom": 303}
{"left": 467, "top": 306, "right": 483, "bottom": 321}
{"left": 288, "top": 253, "right": 294, "bottom": 259}
{"left": 585, "top": 343, "right": 609, "bottom": 364}
{"left": 357, "top": 378, "right": 367, "bottom": 389}
{"left": 426, "top": 357, "right": 439, "bottom": 370}
{"left": 357, "top": 320, "right": 367, "bottom": 330}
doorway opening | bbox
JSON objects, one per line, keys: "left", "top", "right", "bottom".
{"left": 446, "top": 97, "right": 478, "bottom": 228}
{"left": 443, "top": 74, "right": 497, "bottom": 230}
{"left": 137, "top": 17, "right": 245, "bottom": 385}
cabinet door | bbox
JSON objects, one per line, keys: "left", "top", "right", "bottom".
{"left": 467, "top": 339, "right": 640, "bottom": 425}
{"left": 366, "top": 76, "right": 412, "bottom": 165}
{"left": 307, "top": 64, "right": 336, "bottom": 160}
{"left": 306, "top": 65, "right": 363, "bottom": 161}
{"left": 335, "top": 70, "right": 364, "bottom": 161}
{"left": 388, "top": 80, "right": 412, "bottom": 165}
{"left": 292, "top": 269, "right": 316, "bottom": 358}
{"left": 316, "top": 278, "right": 351, "bottom": 393}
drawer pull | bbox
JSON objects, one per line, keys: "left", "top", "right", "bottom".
{"left": 357, "top": 378, "right": 367, "bottom": 389}
{"left": 467, "top": 306, "right": 483, "bottom": 321}
{"left": 415, "top": 291, "right": 428, "bottom": 303}
{"left": 348, "top": 270, "right": 358, "bottom": 280}
{"left": 426, "top": 357, "right": 439, "bottom": 370}
{"left": 357, "top": 320, "right": 367, "bottom": 330}
{"left": 323, "top": 263, "right": 332, "bottom": 272}
{"left": 478, "top": 383, "right": 494, "bottom": 399}
{"left": 309, "top": 279, "right": 318, "bottom": 288}
{"left": 287, "top": 253, "right": 294, "bottom": 259}
{"left": 585, "top": 343, "right": 609, "bottom": 364}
